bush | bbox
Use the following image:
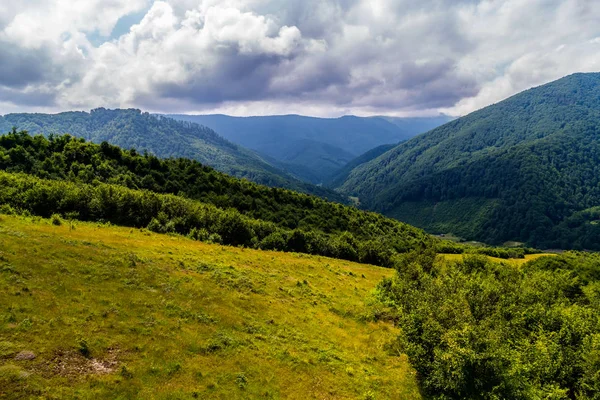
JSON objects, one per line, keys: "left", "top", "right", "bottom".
{"left": 435, "top": 241, "right": 464, "bottom": 254}
{"left": 77, "top": 338, "right": 90, "bottom": 358}
{"left": 50, "top": 214, "right": 62, "bottom": 226}
{"left": 217, "top": 211, "right": 254, "bottom": 247}
{"left": 189, "top": 228, "right": 210, "bottom": 242}
{"left": 207, "top": 233, "right": 222, "bottom": 245}
{"left": 259, "top": 232, "right": 288, "bottom": 251}
{"left": 0, "top": 204, "right": 16, "bottom": 215}
{"left": 358, "top": 240, "right": 395, "bottom": 267}
{"left": 327, "top": 232, "right": 359, "bottom": 261}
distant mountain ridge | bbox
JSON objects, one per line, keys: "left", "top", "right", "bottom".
{"left": 168, "top": 113, "right": 452, "bottom": 183}
{"left": 335, "top": 73, "right": 600, "bottom": 249}
{"left": 0, "top": 108, "right": 344, "bottom": 201}
{"left": 379, "top": 115, "right": 456, "bottom": 134}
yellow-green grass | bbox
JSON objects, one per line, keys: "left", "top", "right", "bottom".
{"left": 439, "top": 253, "right": 557, "bottom": 267}
{"left": 0, "top": 214, "right": 419, "bottom": 399}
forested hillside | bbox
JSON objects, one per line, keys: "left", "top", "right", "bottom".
{"left": 0, "top": 130, "right": 433, "bottom": 266}
{"left": 169, "top": 114, "right": 450, "bottom": 183}
{"left": 0, "top": 109, "right": 341, "bottom": 200}
{"left": 326, "top": 143, "right": 396, "bottom": 189}
{"left": 337, "top": 73, "right": 600, "bottom": 249}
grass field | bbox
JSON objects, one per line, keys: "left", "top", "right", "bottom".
{"left": 439, "top": 253, "right": 556, "bottom": 267}
{"left": 0, "top": 214, "right": 420, "bottom": 399}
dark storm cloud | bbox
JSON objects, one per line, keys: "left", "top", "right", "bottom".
{"left": 0, "top": 85, "right": 57, "bottom": 107}
{"left": 155, "top": 54, "right": 280, "bottom": 103}
{"left": 0, "top": 41, "right": 51, "bottom": 88}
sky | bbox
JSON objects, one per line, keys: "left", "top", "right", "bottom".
{"left": 1, "top": 0, "right": 599, "bottom": 117}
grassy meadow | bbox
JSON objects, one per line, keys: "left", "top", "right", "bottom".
{"left": 439, "top": 252, "right": 556, "bottom": 267}
{"left": 0, "top": 214, "right": 420, "bottom": 399}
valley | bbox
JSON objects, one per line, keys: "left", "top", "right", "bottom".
{"left": 168, "top": 114, "right": 451, "bottom": 184}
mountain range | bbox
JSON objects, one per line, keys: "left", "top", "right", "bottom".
{"left": 169, "top": 114, "right": 452, "bottom": 183}
{"left": 0, "top": 108, "right": 342, "bottom": 201}
{"left": 335, "top": 73, "right": 600, "bottom": 249}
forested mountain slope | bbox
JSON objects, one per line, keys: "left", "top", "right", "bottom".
{"left": 337, "top": 73, "right": 600, "bottom": 249}
{"left": 327, "top": 143, "right": 397, "bottom": 189}
{"left": 0, "top": 109, "right": 340, "bottom": 200}
{"left": 169, "top": 114, "right": 450, "bottom": 183}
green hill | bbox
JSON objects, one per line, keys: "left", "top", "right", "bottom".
{"left": 0, "top": 214, "right": 420, "bottom": 399}
{"left": 0, "top": 130, "right": 433, "bottom": 266}
{"left": 0, "top": 109, "right": 342, "bottom": 200}
{"left": 336, "top": 73, "right": 600, "bottom": 249}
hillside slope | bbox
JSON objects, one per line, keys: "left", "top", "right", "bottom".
{"left": 0, "top": 131, "right": 433, "bottom": 266}
{"left": 0, "top": 109, "right": 340, "bottom": 199}
{"left": 327, "top": 144, "right": 397, "bottom": 189}
{"left": 0, "top": 214, "right": 419, "bottom": 399}
{"left": 337, "top": 73, "right": 600, "bottom": 249}
{"left": 169, "top": 114, "right": 450, "bottom": 183}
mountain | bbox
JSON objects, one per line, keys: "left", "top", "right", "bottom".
{"left": 326, "top": 143, "right": 397, "bottom": 189}
{"left": 336, "top": 73, "right": 600, "bottom": 250}
{"left": 262, "top": 138, "right": 356, "bottom": 183}
{"left": 0, "top": 108, "right": 342, "bottom": 200}
{"left": 168, "top": 114, "right": 451, "bottom": 183}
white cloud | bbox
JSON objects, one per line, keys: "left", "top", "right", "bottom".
{"left": 1, "top": 0, "right": 600, "bottom": 117}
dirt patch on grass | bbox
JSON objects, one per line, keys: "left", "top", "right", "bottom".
{"left": 38, "top": 349, "right": 119, "bottom": 378}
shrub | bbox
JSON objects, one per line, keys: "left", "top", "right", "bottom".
{"left": 259, "top": 232, "right": 288, "bottom": 251}
{"left": 0, "top": 204, "right": 16, "bottom": 215}
{"left": 189, "top": 227, "right": 210, "bottom": 242}
{"left": 327, "top": 232, "right": 359, "bottom": 261}
{"left": 207, "top": 233, "right": 222, "bottom": 245}
{"left": 0, "top": 171, "right": 432, "bottom": 267}
{"left": 51, "top": 213, "right": 62, "bottom": 226}
{"left": 77, "top": 338, "right": 90, "bottom": 358}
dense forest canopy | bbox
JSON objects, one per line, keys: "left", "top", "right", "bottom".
{"left": 0, "top": 108, "right": 343, "bottom": 201}
{"left": 337, "top": 73, "right": 600, "bottom": 249}
{"left": 375, "top": 251, "right": 600, "bottom": 399}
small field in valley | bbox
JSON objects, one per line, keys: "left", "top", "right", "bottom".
{"left": 0, "top": 214, "right": 420, "bottom": 399}
{"left": 439, "top": 253, "right": 557, "bottom": 267}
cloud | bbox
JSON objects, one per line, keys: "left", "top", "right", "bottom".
{"left": 0, "top": 0, "right": 599, "bottom": 117}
